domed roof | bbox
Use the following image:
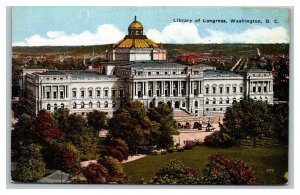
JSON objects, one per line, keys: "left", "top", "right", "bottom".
{"left": 114, "top": 16, "right": 159, "bottom": 48}
{"left": 128, "top": 16, "right": 143, "bottom": 30}
{"left": 115, "top": 37, "right": 158, "bottom": 48}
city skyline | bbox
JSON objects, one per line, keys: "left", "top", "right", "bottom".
{"left": 12, "top": 7, "right": 290, "bottom": 46}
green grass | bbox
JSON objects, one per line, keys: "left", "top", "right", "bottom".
{"left": 122, "top": 145, "right": 288, "bottom": 184}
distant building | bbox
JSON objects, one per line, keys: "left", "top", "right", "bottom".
{"left": 19, "top": 17, "right": 274, "bottom": 118}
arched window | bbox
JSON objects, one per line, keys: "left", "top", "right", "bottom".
{"left": 89, "top": 102, "right": 93, "bottom": 108}
{"left": 226, "top": 98, "right": 230, "bottom": 104}
{"left": 61, "top": 103, "right": 64, "bottom": 109}
{"left": 175, "top": 101, "right": 180, "bottom": 109}
{"left": 233, "top": 97, "right": 237, "bottom": 104}
{"left": 97, "top": 101, "right": 100, "bottom": 108}
{"left": 81, "top": 102, "right": 85, "bottom": 108}
{"left": 219, "top": 98, "right": 223, "bottom": 104}
{"left": 47, "top": 104, "right": 51, "bottom": 110}
{"left": 265, "top": 97, "right": 268, "bottom": 103}
{"left": 112, "top": 101, "right": 116, "bottom": 108}
{"left": 54, "top": 103, "right": 58, "bottom": 111}
{"left": 104, "top": 101, "right": 108, "bottom": 108}
{"left": 73, "top": 102, "right": 77, "bottom": 109}
{"left": 212, "top": 98, "right": 216, "bottom": 104}
{"left": 205, "top": 98, "right": 209, "bottom": 104}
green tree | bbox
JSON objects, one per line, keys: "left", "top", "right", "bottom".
{"left": 53, "top": 108, "right": 70, "bottom": 131}
{"left": 151, "top": 159, "right": 201, "bottom": 184}
{"left": 223, "top": 99, "right": 273, "bottom": 148}
{"left": 87, "top": 110, "right": 106, "bottom": 135}
{"left": 12, "top": 114, "right": 35, "bottom": 150}
{"left": 108, "top": 101, "right": 159, "bottom": 154}
{"left": 12, "top": 144, "right": 46, "bottom": 182}
{"left": 271, "top": 103, "right": 288, "bottom": 144}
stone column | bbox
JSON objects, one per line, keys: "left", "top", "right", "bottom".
{"left": 170, "top": 81, "right": 173, "bottom": 96}
{"left": 153, "top": 81, "right": 157, "bottom": 96}
{"left": 178, "top": 81, "right": 181, "bottom": 95}
{"left": 162, "top": 81, "right": 165, "bottom": 96}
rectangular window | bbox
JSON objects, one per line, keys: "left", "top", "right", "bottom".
{"left": 53, "top": 92, "right": 57, "bottom": 99}
{"left": 96, "top": 90, "right": 100, "bottom": 97}
{"left": 120, "top": 90, "right": 123, "bottom": 97}
{"left": 226, "top": 87, "right": 230, "bottom": 94}
{"left": 81, "top": 91, "right": 84, "bottom": 98}
{"left": 73, "top": 91, "right": 76, "bottom": 98}
{"left": 240, "top": 87, "right": 243, "bottom": 93}
{"left": 233, "top": 87, "right": 236, "bottom": 93}
{"left": 104, "top": 90, "right": 108, "bottom": 97}
{"left": 264, "top": 86, "right": 267, "bottom": 92}
{"left": 112, "top": 90, "right": 116, "bottom": 97}
{"left": 205, "top": 87, "right": 209, "bottom": 94}
{"left": 46, "top": 92, "right": 50, "bottom": 99}
{"left": 89, "top": 90, "right": 92, "bottom": 98}
{"left": 253, "top": 87, "right": 256, "bottom": 93}
{"left": 60, "top": 91, "right": 64, "bottom": 99}
{"left": 258, "top": 86, "right": 261, "bottom": 93}
{"left": 219, "top": 87, "right": 223, "bottom": 94}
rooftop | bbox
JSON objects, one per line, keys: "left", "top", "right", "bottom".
{"left": 204, "top": 70, "right": 243, "bottom": 78}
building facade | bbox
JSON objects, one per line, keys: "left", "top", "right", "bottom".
{"left": 20, "top": 17, "right": 274, "bottom": 118}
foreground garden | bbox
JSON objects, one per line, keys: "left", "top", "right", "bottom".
{"left": 123, "top": 144, "right": 288, "bottom": 184}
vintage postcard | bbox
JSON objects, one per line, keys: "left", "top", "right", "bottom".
{"left": 11, "top": 6, "right": 290, "bottom": 185}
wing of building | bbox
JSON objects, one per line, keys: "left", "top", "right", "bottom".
{"left": 19, "top": 17, "right": 274, "bottom": 118}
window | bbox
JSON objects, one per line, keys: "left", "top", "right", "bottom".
{"left": 89, "top": 90, "right": 92, "bottom": 98}
{"left": 205, "top": 87, "right": 209, "bottom": 94}
{"left": 240, "top": 87, "right": 243, "bottom": 93}
{"left": 156, "top": 72, "right": 159, "bottom": 75}
{"left": 258, "top": 86, "right": 261, "bottom": 93}
{"left": 213, "top": 108, "right": 216, "bottom": 111}
{"left": 60, "top": 78, "right": 63, "bottom": 80}
{"left": 112, "top": 101, "right": 116, "bottom": 108}
{"left": 226, "top": 87, "right": 230, "bottom": 94}
{"left": 219, "top": 87, "right": 223, "bottom": 94}
{"left": 61, "top": 103, "right": 64, "bottom": 109}
{"left": 264, "top": 86, "right": 267, "bottom": 92}
{"left": 60, "top": 91, "right": 64, "bottom": 99}
{"left": 96, "top": 90, "right": 101, "bottom": 97}
{"left": 206, "top": 108, "right": 209, "bottom": 111}
{"left": 112, "top": 90, "right": 116, "bottom": 97}
{"left": 165, "top": 72, "right": 168, "bottom": 75}
{"left": 233, "top": 87, "right": 237, "bottom": 93}
{"left": 212, "top": 98, "right": 216, "bottom": 104}
{"left": 97, "top": 102, "right": 100, "bottom": 108}
{"left": 253, "top": 87, "right": 256, "bottom": 93}
{"left": 220, "top": 99, "right": 223, "bottom": 104}
{"left": 53, "top": 78, "right": 56, "bottom": 81}
{"left": 148, "top": 72, "right": 151, "bottom": 75}
{"left": 220, "top": 108, "right": 223, "bottom": 111}
{"left": 81, "top": 91, "right": 85, "bottom": 98}
{"left": 205, "top": 99, "right": 209, "bottom": 104}
{"left": 182, "top": 102, "right": 186, "bottom": 107}
{"left": 81, "top": 102, "right": 84, "bottom": 108}
{"left": 73, "top": 102, "right": 76, "bottom": 109}
{"left": 54, "top": 103, "right": 58, "bottom": 111}
{"left": 53, "top": 91, "right": 57, "bottom": 99}
{"left": 46, "top": 92, "right": 50, "bottom": 99}
{"left": 226, "top": 98, "right": 230, "bottom": 104}
{"left": 212, "top": 87, "right": 216, "bottom": 94}
{"left": 195, "top": 101, "right": 198, "bottom": 107}
{"left": 47, "top": 104, "right": 50, "bottom": 110}
{"left": 104, "top": 101, "right": 108, "bottom": 108}
{"left": 72, "top": 91, "right": 77, "bottom": 98}
{"left": 89, "top": 102, "right": 93, "bottom": 108}
{"left": 119, "top": 90, "right": 123, "bottom": 97}
{"left": 173, "top": 72, "right": 176, "bottom": 74}
{"left": 104, "top": 90, "right": 108, "bottom": 97}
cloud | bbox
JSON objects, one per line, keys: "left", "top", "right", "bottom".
{"left": 202, "top": 26, "right": 289, "bottom": 43}
{"left": 147, "top": 23, "right": 289, "bottom": 44}
{"left": 147, "top": 23, "right": 202, "bottom": 44}
{"left": 13, "top": 24, "right": 125, "bottom": 46}
{"left": 13, "top": 23, "right": 289, "bottom": 46}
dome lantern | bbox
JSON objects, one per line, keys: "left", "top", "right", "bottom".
{"left": 128, "top": 16, "right": 143, "bottom": 35}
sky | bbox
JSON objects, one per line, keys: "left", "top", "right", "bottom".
{"left": 12, "top": 7, "right": 290, "bottom": 46}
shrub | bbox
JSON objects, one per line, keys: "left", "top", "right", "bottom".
{"left": 202, "top": 153, "right": 257, "bottom": 184}
{"left": 151, "top": 159, "right": 201, "bottom": 184}
{"left": 204, "top": 131, "right": 234, "bottom": 147}
{"left": 98, "top": 157, "right": 126, "bottom": 183}
{"left": 167, "top": 147, "right": 174, "bottom": 153}
{"left": 184, "top": 143, "right": 194, "bottom": 150}
{"left": 83, "top": 163, "right": 108, "bottom": 183}
{"left": 177, "top": 146, "right": 185, "bottom": 152}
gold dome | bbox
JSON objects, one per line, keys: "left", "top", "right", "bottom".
{"left": 129, "top": 21, "right": 143, "bottom": 30}
{"left": 114, "top": 16, "right": 159, "bottom": 48}
{"left": 115, "top": 36, "right": 158, "bottom": 48}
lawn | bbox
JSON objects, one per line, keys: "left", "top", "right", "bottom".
{"left": 122, "top": 145, "right": 288, "bottom": 185}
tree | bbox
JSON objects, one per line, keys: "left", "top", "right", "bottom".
{"left": 35, "top": 109, "right": 60, "bottom": 141}
{"left": 12, "top": 114, "right": 35, "bottom": 149}
{"left": 98, "top": 157, "right": 126, "bottom": 183}
{"left": 223, "top": 99, "right": 273, "bottom": 148}
{"left": 12, "top": 144, "right": 46, "bottom": 182}
{"left": 64, "top": 114, "right": 97, "bottom": 154}
{"left": 53, "top": 108, "right": 70, "bottom": 131}
{"left": 148, "top": 103, "right": 177, "bottom": 149}
{"left": 271, "top": 103, "right": 288, "bottom": 144}
{"left": 83, "top": 163, "right": 108, "bottom": 183}
{"left": 202, "top": 153, "right": 256, "bottom": 184}
{"left": 87, "top": 110, "right": 106, "bottom": 135}
{"left": 151, "top": 159, "right": 201, "bottom": 184}
{"left": 101, "top": 138, "right": 129, "bottom": 162}
{"left": 108, "top": 101, "right": 159, "bottom": 154}
{"left": 60, "top": 143, "right": 80, "bottom": 175}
